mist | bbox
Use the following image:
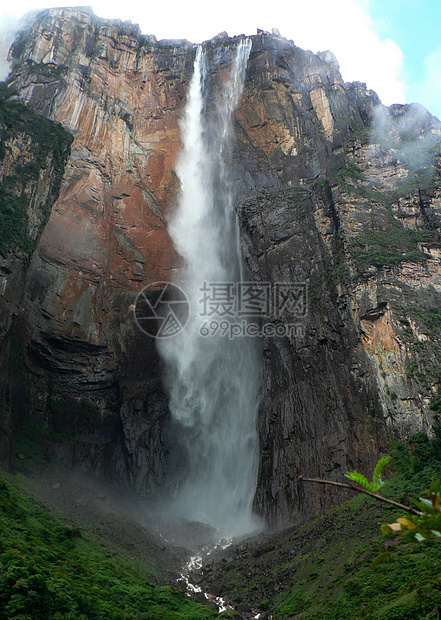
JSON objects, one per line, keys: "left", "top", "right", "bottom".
{"left": 370, "top": 101, "right": 441, "bottom": 173}
{"left": 0, "top": 14, "right": 18, "bottom": 81}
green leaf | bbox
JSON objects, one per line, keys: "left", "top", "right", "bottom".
{"left": 345, "top": 472, "right": 374, "bottom": 492}
{"left": 415, "top": 533, "right": 426, "bottom": 542}
{"left": 380, "top": 524, "right": 393, "bottom": 535}
{"left": 417, "top": 498, "right": 436, "bottom": 512}
{"left": 372, "top": 456, "right": 391, "bottom": 491}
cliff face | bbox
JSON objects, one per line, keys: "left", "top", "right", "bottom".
{"left": 0, "top": 88, "right": 72, "bottom": 470}
{"left": 3, "top": 8, "right": 191, "bottom": 493}
{"left": 232, "top": 38, "right": 441, "bottom": 523}
{"left": 1, "top": 8, "right": 441, "bottom": 526}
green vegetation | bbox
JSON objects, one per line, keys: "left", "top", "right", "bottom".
{"left": 320, "top": 140, "right": 440, "bottom": 277}
{"left": 285, "top": 186, "right": 310, "bottom": 209}
{"left": 277, "top": 429, "right": 441, "bottom": 620}
{"left": 0, "top": 82, "right": 72, "bottom": 253}
{"left": 24, "top": 62, "right": 69, "bottom": 80}
{"left": 388, "top": 419, "right": 441, "bottom": 482}
{"left": 408, "top": 306, "right": 441, "bottom": 335}
{"left": 430, "top": 395, "right": 441, "bottom": 414}
{"left": 349, "top": 220, "right": 429, "bottom": 270}
{"left": 329, "top": 161, "right": 364, "bottom": 184}
{"left": 345, "top": 456, "right": 391, "bottom": 494}
{"left": 0, "top": 474, "right": 217, "bottom": 620}
{"left": 270, "top": 507, "right": 441, "bottom": 620}
{"left": 343, "top": 126, "right": 370, "bottom": 147}
{"left": 381, "top": 478, "right": 441, "bottom": 544}
{"left": 306, "top": 449, "right": 441, "bottom": 553}
{"left": 391, "top": 304, "right": 441, "bottom": 394}
{"left": 202, "top": 428, "right": 441, "bottom": 620}
{"left": 345, "top": 171, "right": 438, "bottom": 211}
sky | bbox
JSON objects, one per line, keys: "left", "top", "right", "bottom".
{"left": 0, "top": 0, "right": 440, "bottom": 119}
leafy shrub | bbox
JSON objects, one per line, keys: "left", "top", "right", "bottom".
{"left": 349, "top": 223, "right": 429, "bottom": 270}
{"left": 0, "top": 476, "right": 217, "bottom": 620}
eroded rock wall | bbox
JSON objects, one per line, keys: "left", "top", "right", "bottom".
{"left": 235, "top": 48, "right": 441, "bottom": 523}
{"left": 2, "top": 8, "right": 193, "bottom": 493}
{"left": 2, "top": 10, "right": 441, "bottom": 526}
{"left": 0, "top": 92, "right": 72, "bottom": 470}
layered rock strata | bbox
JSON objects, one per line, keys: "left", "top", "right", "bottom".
{"left": 1, "top": 8, "right": 440, "bottom": 526}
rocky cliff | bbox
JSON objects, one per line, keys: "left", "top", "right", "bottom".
{"left": 2, "top": 7, "right": 189, "bottom": 494}
{"left": 0, "top": 85, "right": 72, "bottom": 470}
{"left": 1, "top": 7, "right": 440, "bottom": 527}
{"left": 233, "top": 37, "right": 441, "bottom": 524}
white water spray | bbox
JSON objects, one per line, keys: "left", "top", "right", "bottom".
{"left": 158, "top": 41, "right": 262, "bottom": 537}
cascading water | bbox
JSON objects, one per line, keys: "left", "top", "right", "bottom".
{"left": 158, "top": 40, "right": 262, "bottom": 538}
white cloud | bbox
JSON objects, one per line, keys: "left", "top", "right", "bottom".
{"left": 0, "top": 13, "right": 19, "bottom": 81}
{"left": 408, "top": 46, "right": 441, "bottom": 120}
{"left": 0, "top": 0, "right": 406, "bottom": 107}
{"left": 94, "top": 0, "right": 407, "bottom": 106}
{"left": 259, "top": 0, "right": 406, "bottom": 106}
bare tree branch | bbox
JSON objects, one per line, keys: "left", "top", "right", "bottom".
{"left": 298, "top": 475, "right": 423, "bottom": 517}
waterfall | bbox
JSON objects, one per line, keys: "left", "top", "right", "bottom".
{"left": 157, "top": 40, "right": 262, "bottom": 538}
